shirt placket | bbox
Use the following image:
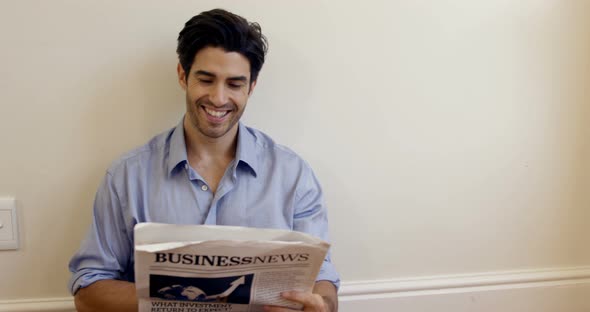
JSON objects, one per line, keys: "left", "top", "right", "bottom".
{"left": 204, "top": 162, "right": 236, "bottom": 225}
{"left": 185, "top": 163, "right": 214, "bottom": 223}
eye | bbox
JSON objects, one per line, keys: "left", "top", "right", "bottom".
{"left": 198, "top": 79, "right": 213, "bottom": 84}
{"left": 228, "top": 83, "right": 244, "bottom": 89}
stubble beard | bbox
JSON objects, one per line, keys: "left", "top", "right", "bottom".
{"left": 186, "top": 95, "right": 244, "bottom": 139}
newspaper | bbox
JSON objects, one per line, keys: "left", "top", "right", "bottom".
{"left": 134, "top": 222, "right": 330, "bottom": 312}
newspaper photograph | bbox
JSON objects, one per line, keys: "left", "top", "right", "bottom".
{"left": 134, "top": 223, "right": 330, "bottom": 312}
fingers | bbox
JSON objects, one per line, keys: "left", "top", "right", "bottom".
{"left": 275, "top": 291, "right": 327, "bottom": 312}
{"left": 283, "top": 291, "right": 324, "bottom": 307}
{"left": 263, "top": 291, "right": 328, "bottom": 312}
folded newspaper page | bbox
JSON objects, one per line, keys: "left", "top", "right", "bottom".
{"left": 134, "top": 223, "right": 330, "bottom": 312}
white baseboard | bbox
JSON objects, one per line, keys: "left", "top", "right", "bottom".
{"left": 338, "top": 266, "right": 590, "bottom": 312}
{"left": 0, "top": 298, "right": 74, "bottom": 312}
{"left": 1, "top": 267, "right": 589, "bottom": 312}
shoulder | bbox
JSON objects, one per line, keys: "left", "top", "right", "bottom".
{"left": 105, "top": 127, "right": 173, "bottom": 177}
{"left": 244, "top": 126, "right": 325, "bottom": 204}
{"left": 242, "top": 125, "right": 317, "bottom": 189}
{"left": 244, "top": 125, "right": 310, "bottom": 167}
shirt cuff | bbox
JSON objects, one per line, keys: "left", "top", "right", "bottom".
{"left": 316, "top": 259, "right": 341, "bottom": 290}
{"left": 68, "top": 268, "right": 120, "bottom": 295}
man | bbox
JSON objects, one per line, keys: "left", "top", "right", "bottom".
{"left": 68, "top": 8, "right": 339, "bottom": 312}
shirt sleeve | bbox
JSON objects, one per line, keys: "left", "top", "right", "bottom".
{"left": 67, "top": 171, "right": 134, "bottom": 295}
{"left": 293, "top": 164, "right": 341, "bottom": 289}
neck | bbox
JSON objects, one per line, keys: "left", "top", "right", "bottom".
{"left": 183, "top": 116, "right": 238, "bottom": 164}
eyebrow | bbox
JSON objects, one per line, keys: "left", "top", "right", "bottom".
{"left": 195, "top": 70, "right": 248, "bottom": 83}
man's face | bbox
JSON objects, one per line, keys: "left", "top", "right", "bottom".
{"left": 178, "top": 46, "right": 256, "bottom": 140}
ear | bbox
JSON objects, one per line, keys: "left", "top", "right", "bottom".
{"left": 248, "top": 79, "right": 257, "bottom": 95}
{"left": 177, "top": 63, "right": 187, "bottom": 91}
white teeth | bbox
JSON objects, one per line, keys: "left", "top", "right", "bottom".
{"left": 205, "top": 108, "right": 229, "bottom": 118}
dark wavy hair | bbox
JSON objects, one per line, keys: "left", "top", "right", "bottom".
{"left": 177, "top": 9, "right": 268, "bottom": 83}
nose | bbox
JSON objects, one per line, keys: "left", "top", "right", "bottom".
{"left": 209, "top": 83, "right": 228, "bottom": 106}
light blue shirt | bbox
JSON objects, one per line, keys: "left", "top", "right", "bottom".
{"left": 68, "top": 118, "right": 339, "bottom": 295}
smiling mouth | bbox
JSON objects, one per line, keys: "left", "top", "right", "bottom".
{"left": 203, "top": 107, "right": 230, "bottom": 118}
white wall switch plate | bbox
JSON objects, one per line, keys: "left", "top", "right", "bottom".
{"left": 0, "top": 197, "right": 19, "bottom": 250}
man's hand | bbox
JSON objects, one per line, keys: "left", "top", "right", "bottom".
{"left": 263, "top": 281, "right": 337, "bottom": 312}
{"left": 263, "top": 291, "right": 328, "bottom": 312}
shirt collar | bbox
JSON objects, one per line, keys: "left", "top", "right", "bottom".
{"left": 235, "top": 122, "right": 258, "bottom": 177}
{"left": 167, "top": 118, "right": 189, "bottom": 177}
{"left": 167, "top": 117, "right": 259, "bottom": 177}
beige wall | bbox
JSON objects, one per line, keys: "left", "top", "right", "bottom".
{"left": 0, "top": 0, "right": 588, "bottom": 300}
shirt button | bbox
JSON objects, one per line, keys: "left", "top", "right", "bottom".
{"left": 201, "top": 185, "right": 208, "bottom": 191}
